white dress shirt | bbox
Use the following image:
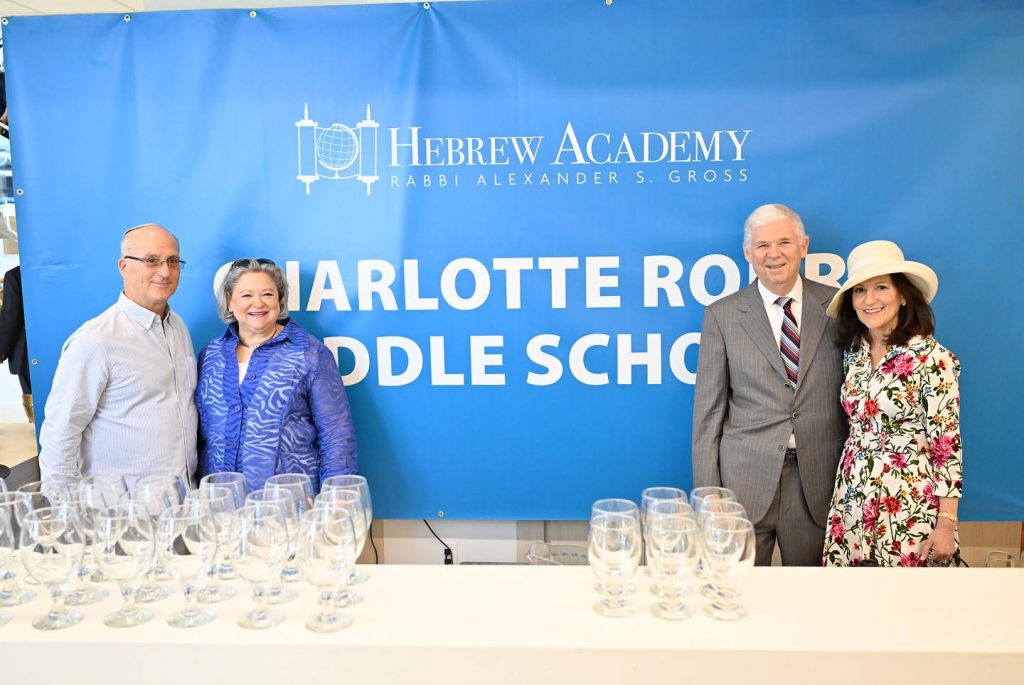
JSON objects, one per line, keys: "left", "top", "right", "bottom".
{"left": 39, "top": 293, "right": 198, "bottom": 486}
{"left": 757, "top": 277, "right": 803, "bottom": 449}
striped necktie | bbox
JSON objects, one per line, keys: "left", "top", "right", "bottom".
{"left": 775, "top": 296, "right": 799, "bottom": 390}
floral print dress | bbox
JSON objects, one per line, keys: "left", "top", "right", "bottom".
{"left": 823, "top": 335, "right": 962, "bottom": 567}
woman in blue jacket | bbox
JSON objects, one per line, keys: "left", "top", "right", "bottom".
{"left": 196, "top": 258, "right": 357, "bottom": 493}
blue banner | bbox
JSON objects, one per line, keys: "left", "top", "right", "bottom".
{"left": 5, "top": 0, "right": 1022, "bottom": 520}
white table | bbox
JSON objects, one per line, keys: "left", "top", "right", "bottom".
{"left": 2, "top": 565, "right": 1022, "bottom": 684}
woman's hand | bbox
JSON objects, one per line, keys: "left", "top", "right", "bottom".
{"left": 920, "top": 519, "right": 957, "bottom": 562}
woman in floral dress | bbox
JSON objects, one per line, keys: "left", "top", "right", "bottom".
{"left": 822, "top": 241, "right": 962, "bottom": 567}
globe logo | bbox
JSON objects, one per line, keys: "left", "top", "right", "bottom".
{"left": 315, "top": 123, "right": 360, "bottom": 175}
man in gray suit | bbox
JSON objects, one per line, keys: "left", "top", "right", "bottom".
{"left": 692, "top": 204, "right": 846, "bottom": 566}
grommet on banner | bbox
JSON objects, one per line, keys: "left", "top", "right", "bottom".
{"left": 31, "top": 359, "right": 38, "bottom": 365}
{"left": 124, "top": 14, "right": 131, "bottom": 22}
{"left": 15, "top": 188, "right": 23, "bottom": 196}
{"left": 1, "top": 18, "right": 8, "bottom": 26}
{"left": 437, "top": 510, "right": 445, "bottom": 518}
{"left": 606, "top": 0, "right": 613, "bottom": 5}
{"left": 250, "top": 10, "right": 256, "bottom": 18}
{"left": 423, "top": 2, "right": 431, "bottom": 9}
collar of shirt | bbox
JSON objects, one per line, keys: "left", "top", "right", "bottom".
{"left": 222, "top": 317, "right": 296, "bottom": 346}
{"left": 117, "top": 292, "right": 169, "bottom": 330}
{"left": 756, "top": 276, "right": 803, "bottom": 309}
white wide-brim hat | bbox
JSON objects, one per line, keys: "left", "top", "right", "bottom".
{"left": 826, "top": 240, "right": 938, "bottom": 318}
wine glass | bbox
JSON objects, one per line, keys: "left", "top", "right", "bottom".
{"left": 19, "top": 506, "right": 86, "bottom": 630}
{"left": 702, "top": 517, "right": 756, "bottom": 620}
{"left": 265, "top": 473, "right": 315, "bottom": 514}
{"left": 588, "top": 512, "right": 641, "bottom": 618}
{"left": 199, "top": 472, "right": 247, "bottom": 579}
{"left": 64, "top": 476, "right": 127, "bottom": 606}
{"left": 93, "top": 500, "right": 156, "bottom": 627}
{"left": 689, "top": 486, "right": 737, "bottom": 511}
{"left": 320, "top": 474, "right": 372, "bottom": 584}
{"left": 0, "top": 492, "right": 36, "bottom": 606}
{"left": 297, "top": 507, "right": 358, "bottom": 632}
{"left": 246, "top": 488, "right": 300, "bottom": 603}
{"left": 157, "top": 502, "right": 218, "bottom": 628}
{"left": 132, "top": 475, "right": 187, "bottom": 601}
{"left": 0, "top": 507, "right": 14, "bottom": 626}
{"left": 235, "top": 502, "right": 290, "bottom": 630}
{"left": 314, "top": 488, "right": 367, "bottom": 607}
{"left": 190, "top": 485, "right": 239, "bottom": 603}
{"left": 79, "top": 474, "right": 129, "bottom": 583}
{"left": 590, "top": 499, "right": 639, "bottom": 593}
{"left": 694, "top": 499, "right": 747, "bottom": 597}
{"left": 984, "top": 551, "right": 1015, "bottom": 568}
{"left": 646, "top": 513, "right": 700, "bottom": 620}
{"left": 199, "top": 472, "right": 248, "bottom": 508}
{"left": 640, "top": 486, "right": 687, "bottom": 569}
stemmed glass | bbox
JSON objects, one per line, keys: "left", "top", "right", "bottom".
{"left": 314, "top": 488, "right": 367, "bottom": 607}
{"left": 588, "top": 511, "right": 641, "bottom": 618}
{"left": 640, "top": 487, "right": 688, "bottom": 571}
{"left": 0, "top": 507, "right": 14, "bottom": 626}
{"left": 191, "top": 485, "right": 239, "bottom": 603}
{"left": 0, "top": 492, "right": 35, "bottom": 606}
{"left": 64, "top": 475, "right": 127, "bottom": 606}
{"left": 321, "top": 474, "right": 373, "bottom": 584}
{"left": 694, "top": 500, "right": 747, "bottom": 598}
{"left": 235, "top": 501, "right": 290, "bottom": 630}
{"left": 590, "top": 498, "right": 639, "bottom": 594}
{"left": 245, "top": 488, "right": 300, "bottom": 603}
{"left": 199, "top": 472, "right": 247, "bottom": 580}
{"left": 20, "top": 506, "right": 86, "bottom": 630}
{"left": 702, "top": 517, "right": 756, "bottom": 620}
{"left": 93, "top": 500, "right": 156, "bottom": 627}
{"left": 133, "top": 475, "right": 186, "bottom": 602}
{"left": 297, "top": 507, "right": 358, "bottom": 632}
{"left": 646, "top": 512, "right": 700, "bottom": 620}
{"left": 689, "top": 486, "right": 737, "bottom": 511}
{"left": 264, "top": 474, "right": 315, "bottom": 583}
{"left": 157, "top": 501, "right": 218, "bottom": 628}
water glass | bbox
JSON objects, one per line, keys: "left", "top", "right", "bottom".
{"left": 321, "top": 474, "right": 373, "bottom": 584}
{"left": 0, "top": 492, "right": 36, "bottom": 606}
{"left": 200, "top": 472, "right": 248, "bottom": 579}
{"left": 157, "top": 502, "right": 218, "bottom": 628}
{"left": 314, "top": 489, "right": 367, "bottom": 607}
{"left": 93, "top": 501, "right": 156, "bottom": 627}
{"left": 20, "top": 506, "right": 86, "bottom": 630}
{"left": 246, "top": 488, "right": 300, "bottom": 602}
{"left": 235, "top": 502, "right": 290, "bottom": 630}
{"left": 647, "top": 514, "right": 700, "bottom": 620}
{"left": 702, "top": 517, "right": 755, "bottom": 620}
{"left": 588, "top": 511, "right": 641, "bottom": 617}
{"left": 297, "top": 507, "right": 358, "bottom": 632}
{"left": 191, "top": 485, "right": 240, "bottom": 603}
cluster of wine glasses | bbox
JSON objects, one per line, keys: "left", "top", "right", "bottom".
{"left": 588, "top": 486, "right": 754, "bottom": 621}
{"left": 0, "top": 472, "right": 372, "bottom": 633}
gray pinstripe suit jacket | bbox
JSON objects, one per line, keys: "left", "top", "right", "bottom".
{"left": 691, "top": 278, "right": 847, "bottom": 528}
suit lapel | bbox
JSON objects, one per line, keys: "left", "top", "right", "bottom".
{"left": 737, "top": 283, "right": 787, "bottom": 381}
{"left": 794, "top": 280, "right": 829, "bottom": 394}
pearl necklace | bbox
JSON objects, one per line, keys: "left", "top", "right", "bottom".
{"left": 239, "top": 324, "right": 281, "bottom": 349}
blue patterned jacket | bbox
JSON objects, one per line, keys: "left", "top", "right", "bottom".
{"left": 196, "top": 319, "right": 358, "bottom": 493}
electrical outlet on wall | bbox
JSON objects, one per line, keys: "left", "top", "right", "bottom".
{"left": 439, "top": 542, "right": 459, "bottom": 565}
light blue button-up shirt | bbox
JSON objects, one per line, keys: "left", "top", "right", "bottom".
{"left": 39, "top": 293, "right": 198, "bottom": 486}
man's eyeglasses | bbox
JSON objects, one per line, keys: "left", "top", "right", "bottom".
{"left": 123, "top": 255, "right": 186, "bottom": 270}
{"left": 231, "top": 258, "right": 276, "bottom": 268}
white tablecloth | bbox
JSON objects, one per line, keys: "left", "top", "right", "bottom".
{"left": 2, "top": 565, "right": 1022, "bottom": 683}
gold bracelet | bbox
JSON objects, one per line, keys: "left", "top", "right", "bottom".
{"left": 936, "top": 512, "right": 958, "bottom": 524}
